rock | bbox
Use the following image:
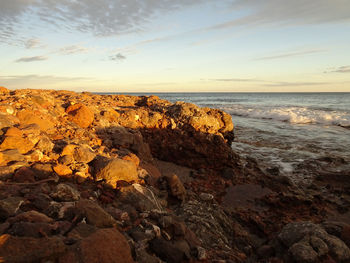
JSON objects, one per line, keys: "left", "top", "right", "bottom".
{"left": 35, "top": 135, "right": 54, "bottom": 153}
{"left": 0, "top": 114, "right": 17, "bottom": 130}
{"left": 0, "top": 136, "right": 34, "bottom": 154}
{"left": 118, "top": 184, "right": 164, "bottom": 212}
{"left": 13, "top": 167, "right": 36, "bottom": 183}
{"left": 77, "top": 228, "right": 135, "bottom": 263}
{"left": 8, "top": 222, "right": 54, "bottom": 238}
{"left": 31, "top": 163, "right": 53, "bottom": 179}
{"left": 0, "top": 197, "right": 24, "bottom": 221}
{"left": 322, "top": 234, "right": 350, "bottom": 261}
{"left": 4, "top": 127, "right": 22, "bottom": 137}
{"left": 75, "top": 200, "right": 116, "bottom": 228}
{"left": 73, "top": 144, "right": 96, "bottom": 163}
{"left": 8, "top": 210, "right": 53, "bottom": 224}
{"left": 61, "top": 144, "right": 77, "bottom": 156}
{"left": 66, "top": 103, "right": 94, "bottom": 128}
{"left": 0, "top": 234, "right": 66, "bottom": 262}
{"left": 166, "top": 174, "right": 186, "bottom": 202}
{"left": 53, "top": 164, "right": 73, "bottom": 177}
{"left": 16, "top": 109, "right": 55, "bottom": 132}
{"left": 0, "top": 149, "right": 25, "bottom": 165}
{"left": 197, "top": 246, "right": 207, "bottom": 260}
{"left": 58, "top": 154, "right": 74, "bottom": 165}
{"left": 51, "top": 183, "right": 80, "bottom": 202}
{"left": 278, "top": 222, "right": 327, "bottom": 247}
{"left": 288, "top": 241, "right": 318, "bottom": 263}
{"left": 0, "top": 86, "right": 9, "bottom": 93}
{"left": 310, "top": 235, "right": 328, "bottom": 257}
{"left": 199, "top": 193, "right": 214, "bottom": 201}
{"left": 150, "top": 238, "right": 186, "bottom": 263}
{"left": 95, "top": 158, "right": 138, "bottom": 187}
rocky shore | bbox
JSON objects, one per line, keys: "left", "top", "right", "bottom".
{"left": 0, "top": 87, "right": 349, "bottom": 263}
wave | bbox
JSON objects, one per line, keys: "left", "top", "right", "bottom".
{"left": 221, "top": 105, "right": 350, "bottom": 127}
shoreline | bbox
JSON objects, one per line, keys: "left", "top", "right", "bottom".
{"left": 0, "top": 88, "right": 349, "bottom": 262}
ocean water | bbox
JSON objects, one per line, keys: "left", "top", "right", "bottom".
{"left": 124, "top": 92, "right": 350, "bottom": 184}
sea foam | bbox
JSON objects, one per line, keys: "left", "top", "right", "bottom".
{"left": 222, "top": 105, "right": 350, "bottom": 127}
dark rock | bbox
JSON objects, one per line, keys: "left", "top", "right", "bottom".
{"left": 0, "top": 234, "right": 66, "bottom": 262}
{"left": 50, "top": 183, "right": 80, "bottom": 202}
{"left": 0, "top": 197, "right": 24, "bottom": 221}
{"left": 150, "top": 238, "right": 186, "bottom": 263}
{"left": 8, "top": 210, "right": 53, "bottom": 224}
{"left": 75, "top": 200, "right": 116, "bottom": 228}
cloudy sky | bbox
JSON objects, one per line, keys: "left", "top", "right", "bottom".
{"left": 0, "top": 0, "right": 349, "bottom": 92}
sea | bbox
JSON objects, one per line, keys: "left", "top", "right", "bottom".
{"left": 117, "top": 92, "right": 350, "bottom": 184}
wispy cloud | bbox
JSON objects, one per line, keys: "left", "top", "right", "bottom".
{"left": 109, "top": 53, "right": 126, "bottom": 61}
{"left": 59, "top": 45, "right": 90, "bottom": 55}
{"left": 324, "top": 66, "right": 350, "bottom": 73}
{"left": 263, "top": 81, "right": 329, "bottom": 87}
{"left": 15, "top": 56, "right": 48, "bottom": 62}
{"left": 210, "top": 78, "right": 260, "bottom": 82}
{"left": 254, "top": 49, "right": 326, "bottom": 61}
{"left": 24, "top": 38, "right": 41, "bottom": 49}
{"left": 0, "top": 0, "right": 209, "bottom": 40}
{"left": 207, "top": 0, "right": 350, "bottom": 31}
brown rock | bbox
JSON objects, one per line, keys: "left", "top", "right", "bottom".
{"left": 13, "top": 167, "right": 36, "bottom": 183}
{"left": 0, "top": 234, "right": 66, "bottom": 262}
{"left": 73, "top": 144, "right": 96, "bottom": 163}
{"left": 54, "top": 164, "right": 73, "bottom": 177}
{"left": 0, "top": 197, "right": 24, "bottom": 221}
{"left": 78, "top": 228, "right": 135, "bottom": 263}
{"left": 66, "top": 103, "right": 94, "bottom": 128}
{"left": 51, "top": 183, "right": 80, "bottom": 202}
{"left": 31, "top": 163, "right": 53, "bottom": 179}
{"left": 9, "top": 210, "right": 54, "bottom": 224}
{"left": 16, "top": 109, "right": 55, "bottom": 132}
{"left": 0, "top": 136, "right": 34, "bottom": 154}
{"left": 0, "top": 86, "right": 9, "bottom": 93}
{"left": 35, "top": 135, "right": 54, "bottom": 153}
{"left": 95, "top": 158, "right": 138, "bottom": 188}
{"left": 122, "top": 153, "right": 140, "bottom": 167}
{"left": 167, "top": 174, "right": 186, "bottom": 202}
{"left": 75, "top": 200, "right": 116, "bottom": 228}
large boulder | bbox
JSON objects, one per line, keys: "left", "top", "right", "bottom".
{"left": 95, "top": 158, "right": 138, "bottom": 187}
{"left": 66, "top": 103, "right": 94, "bottom": 128}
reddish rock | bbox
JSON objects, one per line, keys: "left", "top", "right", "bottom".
{"left": 66, "top": 103, "right": 94, "bottom": 128}
{"left": 78, "top": 228, "right": 135, "bottom": 263}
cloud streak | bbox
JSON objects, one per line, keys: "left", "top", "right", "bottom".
{"left": 109, "top": 53, "right": 126, "bottom": 61}
{"left": 325, "top": 66, "right": 350, "bottom": 73}
{"left": 15, "top": 56, "right": 48, "bottom": 62}
{"left": 254, "top": 49, "right": 326, "bottom": 61}
{"left": 207, "top": 0, "right": 350, "bottom": 31}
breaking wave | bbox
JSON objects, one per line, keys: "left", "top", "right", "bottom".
{"left": 222, "top": 105, "right": 350, "bottom": 127}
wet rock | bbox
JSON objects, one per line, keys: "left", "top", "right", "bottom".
{"left": 0, "top": 197, "right": 24, "bottom": 221}
{"left": 0, "top": 234, "right": 66, "bottom": 262}
{"left": 95, "top": 158, "right": 138, "bottom": 187}
{"left": 75, "top": 200, "right": 116, "bottom": 228}
{"left": 51, "top": 183, "right": 80, "bottom": 202}
{"left": 66, "top": 103, "right": 94, "bottom": 128}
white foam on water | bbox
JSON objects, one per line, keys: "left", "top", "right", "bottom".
{"left": 222, "top": 105, "right": 350, "bottom": 127}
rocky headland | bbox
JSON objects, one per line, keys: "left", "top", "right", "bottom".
{"left": 0, "top": 87, "right": 349, "bottom": 263}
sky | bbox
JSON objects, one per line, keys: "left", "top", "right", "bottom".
{"left": 0, "top": 0, "right": 350, "bottom": 92}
